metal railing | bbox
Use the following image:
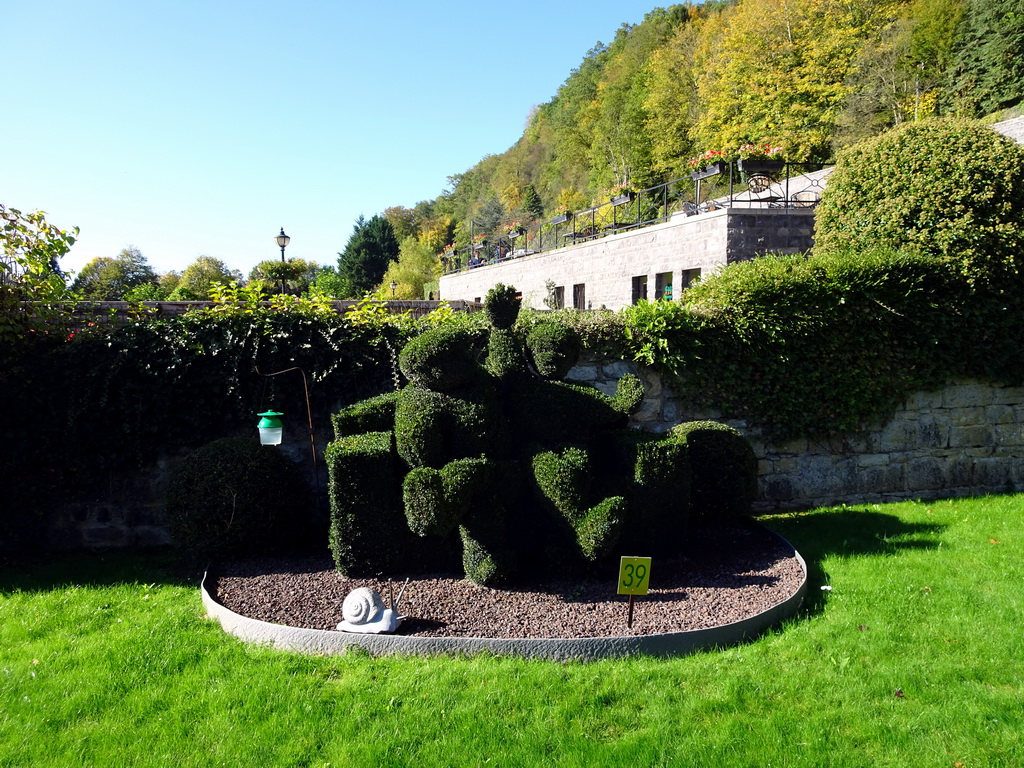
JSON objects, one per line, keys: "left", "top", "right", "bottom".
{"left": 442, "top": 162, "right": 829, "bottom": 275}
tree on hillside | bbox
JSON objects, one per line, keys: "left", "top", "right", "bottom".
{"left": 337, "top": 214, "right": 400, "bottom": 296}
{"left": 943, "top": 0, "right": 1024, "bottom": 115}
{"left": 169, "top": 255, "right": 241, "bottom": 300}
{"left": 838, "top": 0, "right": 965, "bottom": 147}
{"left": 72, "top": 246, "right": 157, "bottom": 300}
{"left": 694, "top": 0, "right": 902, "bottom": 161}
{"left": 521, "top": 185, "right": 544, "bottom": 219}
{"left": 380, "top": 236, "right": 442, "bottom": 300}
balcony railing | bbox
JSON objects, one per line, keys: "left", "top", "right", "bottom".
{"left": 442, "top": 162, "right": 829, "bottom": 275}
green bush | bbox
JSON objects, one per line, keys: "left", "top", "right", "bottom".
{"left": 526, "top": 322, "right": 582, "bottom": 380}
{"left": 164, "top": 437, "right": 310, "bottom": 559}
{"left": 575, "top": 496, "right": 626, "bottom": 562}
{"left": 398, "top": 326, "right": 480, "bottom": 391}
{"left": 402, "top": 458, "right": 490, "bottom": 538}
{"left": 331, "top": 391, "right": 399, "bottom": 439}
{"left": 669, "top": 421, "right": 756, "bottom": 525}
{"left": 394, "top": 385, "right": 504, "bottom": 468}
{"left": 326, "top": 431, "right": 408, "bottom": 576}
{"left": 620, "top": 246, "right": 989, "bottom": 441}
{"left": 532, "top": 447, "right": 592, "bottom": 523}
{"left": 484, "top": 283, "right": 521, "bottom": 329}
{"left": 484, "top": 326, "right": 523, "bottom": 379}
{"left": 612, "top": 373, "right": 645, "bottom": 415}
{"left": 815, "top": 119, "right": 1024, "bottom": 283}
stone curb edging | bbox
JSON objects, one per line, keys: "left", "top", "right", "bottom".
{"left": 200, "top": 530, "right": 808, "bottom": 662}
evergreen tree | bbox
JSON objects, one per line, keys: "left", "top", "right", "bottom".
{"left": 521, "top": 185, "right": 544, "bottom": 219}
{"left": 337, "top": 214, "right": 400, "bottom": 296}
{"left": 945, "top": 0, "right": 1024, "bottom": 114}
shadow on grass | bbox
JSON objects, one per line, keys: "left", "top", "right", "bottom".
{"left": 758, "top": 508, "right": 947, "bottom": 618}
{"left": 0, "top": 549, "right": 200, "bottom": 594}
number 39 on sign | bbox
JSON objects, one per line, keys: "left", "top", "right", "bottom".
{"left": 617, "top": 556, "right": 652, "bottom": 595}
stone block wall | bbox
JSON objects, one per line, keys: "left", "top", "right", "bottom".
{"left": 567, "top": 357, "right": 1024, "bottom": 512}
{"left": 42, "top": 355, "right": 1024, "bottom": 550}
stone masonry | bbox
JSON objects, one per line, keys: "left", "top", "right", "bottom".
{"left": 43, "top": 354, "right": 1024, "bottom": 550}
{"left": 568, "top": 356, "right": 1024, "bottom": 512}
{"left": 439, "top": 207, "right": 816, "bottom": 311}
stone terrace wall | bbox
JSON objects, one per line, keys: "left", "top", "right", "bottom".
{"left": 439, "top": 207, "right": 815, "bottom": 312}
{"left": 568, "top": 357, "right": 1024, "bottom": 512}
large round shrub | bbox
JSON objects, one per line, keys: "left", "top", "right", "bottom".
{"left": 165, "top": 437, "right": 309, "bottom": 558}
{"left": 815, "top": 120, "right": 1024, "bottom": 281}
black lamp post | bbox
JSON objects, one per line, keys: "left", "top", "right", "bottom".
{"left": 274, "top": 228, "right": 290, "bottom": 294}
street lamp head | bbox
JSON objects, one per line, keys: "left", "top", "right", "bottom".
{"left": 275, "top": 228, "right": 291, "bottom": 250}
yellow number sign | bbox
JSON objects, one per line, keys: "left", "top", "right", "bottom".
{"left": 617, "top": 556, "right": 652, "bottom": 595}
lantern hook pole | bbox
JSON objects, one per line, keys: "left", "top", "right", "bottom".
{"left": 254, "top": 365, "right": 320, "bottom": 499}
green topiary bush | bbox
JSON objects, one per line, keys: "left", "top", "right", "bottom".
{"left": 165, "top": 437, "right": 310, "bottom": 559}
{"left": 326, "top": 431, "right": 427, "bottom": 576}
{"left": 484, "top": 283, "right": 521, "bottom": 329}
{"left": 815, "top": 119, "right": 1024, "bottom": 283}
{"left": 526, "top": 322, "right": 582, "bottom": 380}
{"left": 669, "top": 421, "right": 756, "bottom": 525}
{"left": 398, "top": 326, "right": 480, "bottom": 391}
{"left": 331, "top": 391, "right": 400, "bottom": 439}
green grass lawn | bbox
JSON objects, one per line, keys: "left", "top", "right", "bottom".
{"left": 1, "top": 495, "right": 1021, "bottom": 767}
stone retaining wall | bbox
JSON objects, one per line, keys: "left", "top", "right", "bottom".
{"left": 568, "top": 357, "right": 1024, "bottom": 512}
{"left": 43, "top": 356, "right": 1024, "bottom": 550}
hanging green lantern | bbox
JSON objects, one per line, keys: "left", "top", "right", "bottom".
{"left": 257, "top": 410, "right": 284, "bottom": 445}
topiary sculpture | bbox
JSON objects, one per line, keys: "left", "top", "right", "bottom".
{"left": 327, "top": 287, "right": 756, "bottom": 586}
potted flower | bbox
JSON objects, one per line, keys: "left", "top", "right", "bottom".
{"left": 608, "top": 184, "right": 635, "bottom": 206}
{"left": 506, "top": 220, "right": 525, "bottom": 237}
{"left": 737, "top": 143, "right": 785, "bottom": 174}
{"left": 550, "top": 205, "right": 572, "bottom": 225}
{"left": 688, "top": 149, "right": 730, "bottom": 180}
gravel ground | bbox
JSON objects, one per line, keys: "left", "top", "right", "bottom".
{"left": 209, "top": 523, "right": 804, "bottom": 639}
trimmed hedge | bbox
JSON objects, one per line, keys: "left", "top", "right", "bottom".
{"left": 669, "top": 421, "right": 757, "bottom": 524}
{"left": 325, "top": 431, "right": 407, "bottom": 576}
{"left": 398, "top": 326, "right": 480, "bottom": 392}
{"left": 165, "top": 437, "right": 309, "bottom": 559}
{"left": 332, "top": 391, "right": 399, "bottom": 439}
{"left": 526, "top": 322, "right": 582, "bottom": 380}
{"left": 815, "top": 119, "right": 1024, "bottom": 282}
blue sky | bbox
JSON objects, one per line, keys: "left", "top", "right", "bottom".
{"left": 4, "top": 0, "right": 664, "bottom": 279}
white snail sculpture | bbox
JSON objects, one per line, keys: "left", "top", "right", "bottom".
{"left": 336, "top": 580, "right": 409, "bottom": 634}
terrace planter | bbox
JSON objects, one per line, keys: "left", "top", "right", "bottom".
{"left": 550, "top": 213, "right": 572, "bottom": 225}
{"left": 610, "top": 192, "right": 635, "bottom": 205}
{"left": 689, "top": 162, "right": 726, "bottom": 181}
{"left": 738, "top": 158, "right": 784, "bottom": 174}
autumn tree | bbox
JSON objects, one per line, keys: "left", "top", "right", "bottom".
{"left": 380, "top": 236, "right": 442, "bottom": 300}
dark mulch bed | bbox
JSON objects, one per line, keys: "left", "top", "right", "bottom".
{"left": 208, "top": 522, "right": 804, "bottom": 639}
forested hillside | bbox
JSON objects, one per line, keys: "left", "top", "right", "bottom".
{"left": 358, "top": 0, "right": 1022, "bottom": 296}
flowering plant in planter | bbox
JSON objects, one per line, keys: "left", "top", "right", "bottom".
{"left": 737, "top": 143, "right": 784, "bottom": 160}
{"left": 688, "top": 149, "right": 729, "bottom": 169}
